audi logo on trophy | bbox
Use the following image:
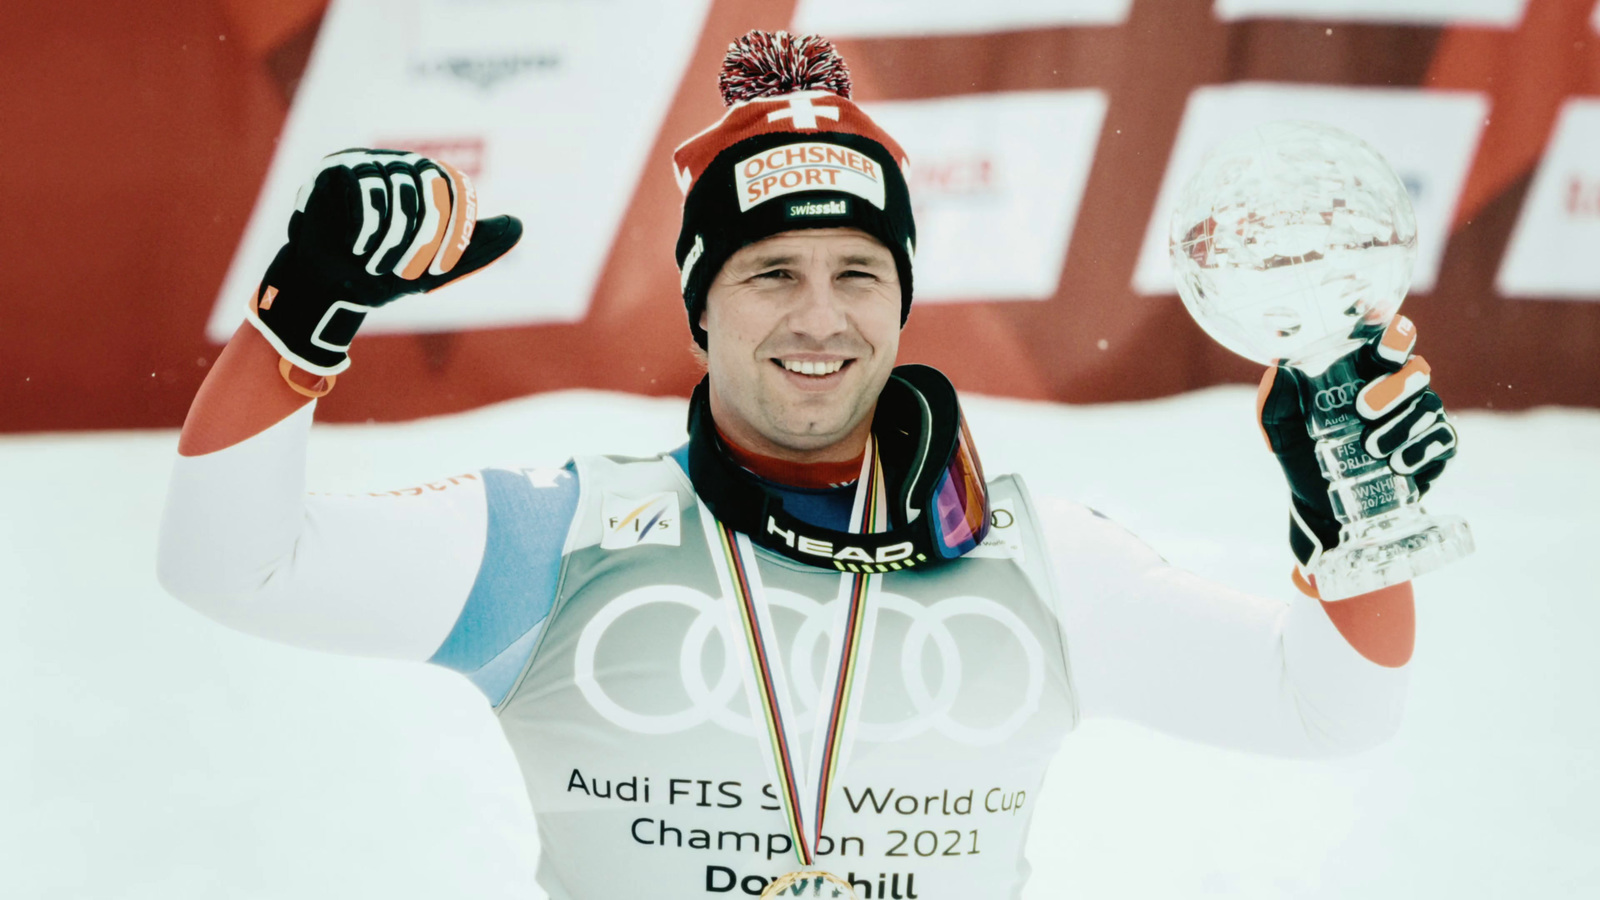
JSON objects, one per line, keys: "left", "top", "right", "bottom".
{"left": 573, "top": 585, "right": 1045, "bottom": 746}
{"left": 1169, "top": 120, "right": 1473, "bottom": 600}
{"left": 1312, "top": 380, "right": 1365, "bottom": 413}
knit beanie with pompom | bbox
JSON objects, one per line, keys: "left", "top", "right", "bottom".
{"left": 672, "top": 30, "right": 916, "bottom": 348}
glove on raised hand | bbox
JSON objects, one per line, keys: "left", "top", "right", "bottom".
{"left": 1256, "top": 316, "right": 1459, "bottom": 590}
{"left": 247, "top": 148, "right": 523, "bottom": 377}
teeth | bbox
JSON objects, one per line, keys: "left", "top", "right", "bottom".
{"left": 782, "top": 359, "right": 845, "bottom": 376}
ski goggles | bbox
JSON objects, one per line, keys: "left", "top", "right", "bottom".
{"left": 927, "top": 412, "right": 988, "bottom": 560}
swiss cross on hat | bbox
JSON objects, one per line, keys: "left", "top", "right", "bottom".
{"left": 672, "top": 91, "right": 909, "bottom": 198}
{"left": 673, "top": 31, "right": 917, "bottom": 349}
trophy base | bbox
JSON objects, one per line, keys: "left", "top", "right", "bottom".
{"left": 1312, "top": 509, "right": 1474, "bottom": 601}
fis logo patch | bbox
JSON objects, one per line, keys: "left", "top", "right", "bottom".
{"left": 601, "top": 492, "right": 680, "bottom": 550}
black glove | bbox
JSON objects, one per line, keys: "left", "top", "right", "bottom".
{"left": 247, "top": 148, "right": 522, "bottom": 375}
{"left": 1257, "top": 316, "right": 1459, "bottom": 587}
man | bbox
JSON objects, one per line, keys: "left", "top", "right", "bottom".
{"left": 159, "top": 30, "right": 1457, "bottom": 900}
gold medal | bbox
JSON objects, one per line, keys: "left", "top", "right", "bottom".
{"left": 761, "top": 870, "right": 859, "bottom": 899}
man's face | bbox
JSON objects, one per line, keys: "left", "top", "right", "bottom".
{"left": 701, "top": 228, "right": 902, "bottom": 460}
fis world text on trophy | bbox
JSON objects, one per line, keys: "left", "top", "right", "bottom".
{"left": 1168, "top": 120, "right": 1473, "bottom": 600}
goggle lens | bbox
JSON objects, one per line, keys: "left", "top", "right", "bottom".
{"left": 930, "top": 415, "right": 989, "bottom": 558}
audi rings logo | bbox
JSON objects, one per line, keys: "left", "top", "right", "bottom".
{"left": 573, "top": 586, "right": 1045, "bottom": 747}
{"left": 1313, "top": 380, "right": 1365, "bottom": 412}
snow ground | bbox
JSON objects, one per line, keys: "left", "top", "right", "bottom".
{"left": 4, "top": 388, "right": 1597, "bottom": 899}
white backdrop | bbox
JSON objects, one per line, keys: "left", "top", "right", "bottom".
{"left": 208, "top": 0, "right": 710, "bottom": 340}
{"left": 869, "top": 90, "right": 1107, "bottom": 302}
{"left": 1132, "top": 83, "right": 1489, "bottom": 296}
{"left": 206, "top": 0, "right": 1600, "bottom": 357}
{"left": 793, "top": 0, "right": 1133, "bottom": 35}
{"left": 1213, "top": 0, "right": 1530, "bottom": 26}
{"left": 1500, "top": 98, "right": 1600, "bottom": 297}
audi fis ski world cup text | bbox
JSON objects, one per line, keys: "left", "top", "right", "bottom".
{"left": 565, "top": 766, "right": 1027, "bottom": 896}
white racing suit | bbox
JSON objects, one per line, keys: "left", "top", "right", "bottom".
{"left": 158, "top": 399, "right": 1407, "bottom": 899}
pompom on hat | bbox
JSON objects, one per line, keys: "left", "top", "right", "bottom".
{"left": 673, "top": 30, "right": 916, "bottom": 348}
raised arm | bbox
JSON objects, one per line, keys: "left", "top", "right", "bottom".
{"left": 1043, "top": 499, "right": 1410, "bottom": 757}
{"left": 157, "top": 150, "right": 562, "bottom": 702}
{"left": 1046, "top": 317, "right": 1460, "bottom": 757}
{"left": 157, "top": 323, "right": 493, "bottom": 659}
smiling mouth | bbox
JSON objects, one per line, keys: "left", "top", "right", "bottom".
{"left": 774, "top": 358, "right": 851, "bottom": 377}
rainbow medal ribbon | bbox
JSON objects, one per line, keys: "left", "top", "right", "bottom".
{"left": 698, "top": 438, "right": 887, "bottom": 899}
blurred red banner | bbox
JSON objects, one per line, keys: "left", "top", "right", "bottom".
{"left": 3, "top": 0, "right": 1597, "bottom": 434}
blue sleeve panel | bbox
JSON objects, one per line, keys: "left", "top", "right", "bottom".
{"left": 668, "top": 443, "right": 690, "bottom": 477}
{"left": 428, "top": 463, "right": 581, "bottom": 705}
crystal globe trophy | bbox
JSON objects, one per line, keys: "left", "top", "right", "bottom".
{"left": 1168, "top": 120, "right": 1473, "bottom": 600}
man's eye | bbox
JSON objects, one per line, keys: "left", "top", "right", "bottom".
{"left": 840, "top": 270, "right": 876, "bottom": 280}
{"left": 754, "top": 270, "right": 790, "bottom": 280}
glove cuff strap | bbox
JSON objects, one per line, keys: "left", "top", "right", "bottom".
{"left": 246, "top": 297, "right": 353, "bottom": 377}
{"left": 279, "top": 357, "right": 337, "bottom": 399}
{"left": 1291, "top": 565, "right": 1321, "bottom": 599}
{"left": 310, "top": 300, "right": 369, "bottom": 353}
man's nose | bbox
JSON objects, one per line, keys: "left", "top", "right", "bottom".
{"left": 787, "top": 275, "right": 849, "bottom": 339}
